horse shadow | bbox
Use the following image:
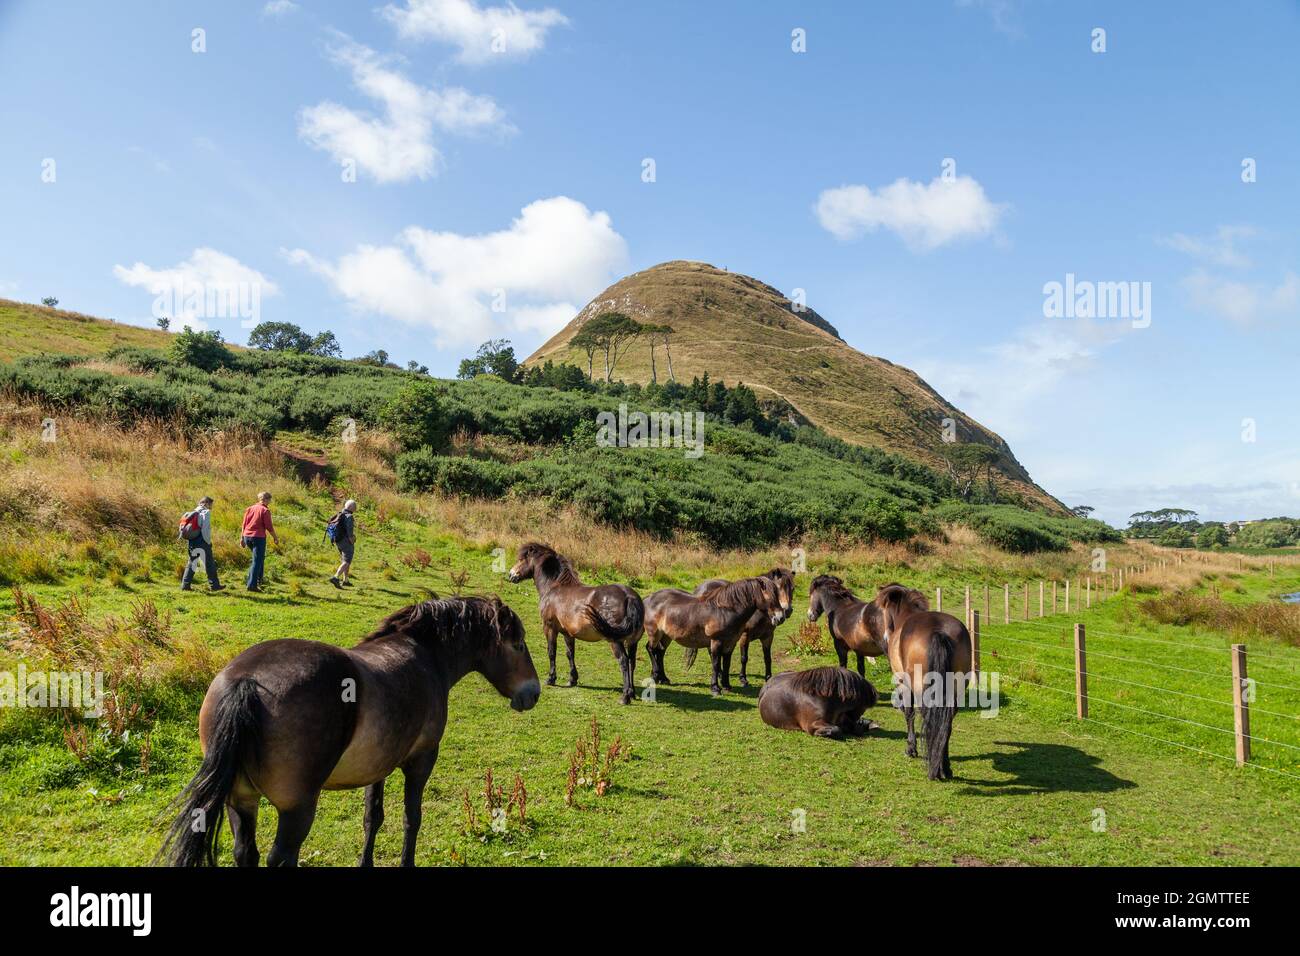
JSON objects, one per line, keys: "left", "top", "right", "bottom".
{"left": 954, "top": 741, "right": 1136, "bottom": 796}
{"left": 653, "top": 688, "right": 752, "bottom": 712}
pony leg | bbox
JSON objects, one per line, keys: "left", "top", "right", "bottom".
{"left": 226, "top": 796, "right": 260, "bottom": 868}
{"left": 709, "top": 640, "right": 724, "bottom": 696}
{"left": 720, "top": 649, "right": 734, "bottom": 691}
{"left": 761, "top": 637, "right": 773, "bottom": 680}
{"left": 904, "top": 703, "right": 918, "bottom": 758}
{"left": 834, "top": 638, "right": 849, "bottom": 669}
{"left": 399, "top": 750, "right": 437, "bottom": 867}
{"left": 358, "top": 778, "right": 385, "bottom": 867}
{"left": 809, "top": 719, "right": 845, "bottom": 740}
{"left": 544, "top": 625, "right": 558, "bottom": 686}
{"left": 266, "top": 799, "right": 318, "bottom": 868}
{"left": 564, "top": 634, "right": 579, "bottom": 687}
{"left": 738, "top": 638, "right": 750, "bottom": 688}
{"left": 651, "top": 639, "right": 671, "bottom": 685}
{"left": 610, "top": 641, "right": 633, "bottom": 705}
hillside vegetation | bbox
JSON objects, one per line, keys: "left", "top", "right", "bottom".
{"left": 0, "top": 306, "right": 1113, "bottom": 552}
{"left": 527, "top": 261, "right": 1061, "bottom": 511}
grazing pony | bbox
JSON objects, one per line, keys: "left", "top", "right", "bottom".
{"left": 758, "top": 666, "right": 879, "bottom": 739}
{"left": 643, "top": 576, "right": 782, "bottom": 695}
{"left": 693, "top": 567, "right": 796, "bottom": 686}
{"left": 508, "top": 542, "right": 645, "bottom": 704}
{"left": 874, "top": 583, "right": 972, "bottom": 781}
{"left": 806, "top": 574, "right": 888, "bottom": 674}
{"left": 160, "top": 596, "right": 539, "bottom": 867}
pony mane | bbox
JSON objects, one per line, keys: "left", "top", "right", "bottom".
{"left": 360, "top": 595, "right": 520, "bottom": 647}
{"left": 766, "top": 567, "right": 796, "bottom": 596}
{"left": 519, "top": 541, "right": 582, "bottom": 587}
{"left": 704, "top": 576, "right": 773, "bottom": 610}
{"left": 876, "top": 583, "right": 929, "bottom": 613}
{"left": 786, "top": 666, "right": 876, "bottom": 706}
{"left": 810, "top": 574, "right": 856, "bottom": 601}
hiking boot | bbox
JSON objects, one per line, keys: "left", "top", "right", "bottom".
{"left": 247, "top": 585, "right": 262, "bottom": 593}
{"left": 180, "top": 584, "right": 192, "bottom": 591}
{"left": 341, "top": 580, "right": 354, "bottom": 587}
{"left": 329, "top": 577, "right": 342, "bottom": 589}
{"left": 210, "top": 584, "right": 225, "bottom": 592}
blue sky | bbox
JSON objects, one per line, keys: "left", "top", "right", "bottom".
{"left": 1, "top": 0, "right": 1297, "bottom": 526}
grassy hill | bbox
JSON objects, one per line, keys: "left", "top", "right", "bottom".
{"left": 527, "top": 261, "right": 1062, "bottom": 512}
{"left": 0, "top": 298, "right": 174, "bottom": 358}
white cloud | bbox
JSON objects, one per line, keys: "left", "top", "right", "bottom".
{"left": 1182, "top": 270, "right": 1298, "bottom": 325}
{"left": 285, "top": 196, "right": 626, "bottom": 348}
{"left": 382, "top": 0, "right": 568, "bottom": 64}
{"left": 297, "top": 37, "right": 511, "bottom": 183}
{"left": 815, "top": 175, "right": 1006, "bottom": 251}
{"left": 261, "top": 0, "right": 299, "bottom": 17}
{"left": 956, "top": 0, "right": 1024, "bottom": 39}
{"left": 113, "top": 248, "right": 279, "bottom": 330}
{"left": 1159, "top": 224, "right": 1256, "bottom": 269}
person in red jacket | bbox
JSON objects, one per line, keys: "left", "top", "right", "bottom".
{"left": 241, "top": 491, "right": 280, "bottom": 592}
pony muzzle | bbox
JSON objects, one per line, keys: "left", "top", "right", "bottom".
{"left": 510, "top": 679, "right": 541, "bottom": 712}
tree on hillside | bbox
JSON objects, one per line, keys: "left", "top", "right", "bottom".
{"left": 407, "top": 360, "right": 429, "bottom": 375}
{"left": 644, "top": 323, "right": 676, "bottom": 383}
{"left": 457, "top": 339, "right": 520, "bottom": 382}
{"left": 584, "top": 311, "right": 643, "bottom": 383}
{"left": 1070, "top": 505, "right": 1095, "bottom": 518}
{"left": 170, "top": 326, "right": 231, "bottom": 372}
{"left": 380, "top": 379, "right": 449, "bottom": 452}
{"left": 1196, "top": 524, "right": 1229, "bottom": 549}
{"left": 571, "top": 328, "right": 599, "bottom": 381}
{"left": 248, "top": 321, "right": 341, "bottom": 357}
{"left": 940, "top": 443, "right": 1001, "bottom": 501}
{"left": 156, "top": 317, "right": 171, "bottom": 331}
{"left": 41, "top": 297, "right": 58, "bottom": 308}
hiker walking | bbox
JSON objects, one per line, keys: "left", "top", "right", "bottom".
{"left": 328, "top": 499, "right": 358, "bottom": 589}
{"left": 179, "top": 496, "right": 223, "bottom": 592}
{"left": 240, "top": 491, "right": 280, "bottom": 592}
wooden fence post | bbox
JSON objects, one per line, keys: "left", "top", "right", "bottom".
{"left": 1052, "top": 580, "right": 1058, "bottom": 615}
{"left": 1039, "top": 580, "right": 1045, "bottom": 618}
{"left": 1232, "top": 644, "right": 1250, "bottom": 766}
{"left": 984, "top": 584, "right": 990, "bottom": 624}
{"left": 1065, "top": 579, "right": 1071, "bottom": 613}
{"left": 1074, "top": 623, "right": 1087, "bottom": 719}
{"left": 970, "top": 609, "right": 980, "bottom": 675}
{"left": 1023, "top": 583, "right": 1029, "bottom": 620}
{"left": 1004, "top": 584, "right": 1010, "bottom": 624}
{"left": 964, "top": 585, "right": 971, "bottom": 627}
{"left": 936, "top": 587, "right": 942, "bottom": 612}
{"left": 1086, "top": 576, "right": 1092, "bottom": 609}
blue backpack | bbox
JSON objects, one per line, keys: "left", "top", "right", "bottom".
{"left": 325, "top": 511, "right": 347, "bottom": 545}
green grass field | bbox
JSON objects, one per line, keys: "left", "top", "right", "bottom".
{"left": 2, "top": 496, "right": 1297, "bottom": 866}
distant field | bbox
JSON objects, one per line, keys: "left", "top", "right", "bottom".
{"left": 0, "top": 299, "right": 172, "bottom": 359}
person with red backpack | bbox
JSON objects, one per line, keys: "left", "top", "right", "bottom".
{"left": 327, "top": 499, "right": 357, "bottom": 589}
{"left": 179, "top": 496, "right": 223, "bottom": 592}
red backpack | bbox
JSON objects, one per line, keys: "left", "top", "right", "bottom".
{"left": 178, "top": 510, "right": 202, "bottom": 541}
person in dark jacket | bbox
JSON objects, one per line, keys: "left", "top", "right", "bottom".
{"left": 329, "top": 499, "right": 358, "bottom": 589}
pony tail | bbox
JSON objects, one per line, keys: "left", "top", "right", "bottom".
{"left": 922, "top": 631, "right": 955, "bottom": 781}
{"left": 157, "top": 678, "right": 263, "bottom": 866}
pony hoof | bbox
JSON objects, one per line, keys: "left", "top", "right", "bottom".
{"left": 568, "top": 678, "right": 579, "bottom": 688}
{"left": 906, "top": 748, "right": 918, "bottom": 758}
{"left": 545, "top": 677, "right": 557, "bottom": 687}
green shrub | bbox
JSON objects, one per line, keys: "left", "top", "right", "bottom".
{"left": 381, "top": 380, "right": 451, "bottom": 452}
{"left": 168, "top": 328, "right": 232, "bottom": 372}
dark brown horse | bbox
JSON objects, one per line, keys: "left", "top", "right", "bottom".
{"left": 693, "top": 567, "right": 795, "bottom": 686}
{"left": 758, "top": 666, "right": 879, "bottom": 739}
{"left": 508, "top": 542, "right": 645, "bottom": 704}
{"left": 874, "top": 583, "right": 972, "bottom": 781}
{"left": 806, "top": 574, "right": 888, "bottom": 674}
{"left": 160, "top": 596, "right": 539, "bottom": 866}
{"left": 643, "top": 576, "right": 782, "bottom": 695}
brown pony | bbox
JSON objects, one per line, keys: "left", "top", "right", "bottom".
{"left": 874, "top": 583, "right": 973, "bottom": 781}
{"left": 806, "top": 574, "right": 888, "bottom": 674}
{"left": 758, "top": 666, "right": 879, "bottom": 739}
{"left": 509, "top": 542, "right": 645, "bottom": 704}
{"left": 643, "top": 576, "right": 782, "bottom": 695}
{"left": 160, "top": 596, "right": 539, "bottom": 866}
{"left": 693, "top": 568, "right": 795, "bottom": 686}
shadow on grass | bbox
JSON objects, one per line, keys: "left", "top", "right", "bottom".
{"left": 954, "top": 741, "right": 1136, "bottom": 796}
{"left": 650, "top": 688, "right": 753, "bottom": 712}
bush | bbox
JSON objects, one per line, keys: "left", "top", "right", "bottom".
{"left": 381, "top": 380, "right": 450, "bottom": 452}
{"left": 168, "top": 328, "right": 232, "bottom": 372}
{"left": 396, "top": 449, "right": 513, "bottom": 497}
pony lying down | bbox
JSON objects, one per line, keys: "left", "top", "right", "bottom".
{"left": 758, "top": 666, "right": 880, "bottom": 739}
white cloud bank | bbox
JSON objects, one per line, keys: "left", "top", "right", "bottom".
{"left": 113, "top": 248, "right": 279, "bottom": 330}
{"left": 1160, "top": 224, "right": 1299, "bottom": 325}
{"left": 298, "top": 37, "right": 510, "bottom": 183}
{"left": 285, "top": 196, "right": 627, "bottom": 348}
{"left": 382, "top": 0, "right": 568, "bottom": 64}
{"left": 815, "top": 175, "right": 1006, "bottom": 251}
